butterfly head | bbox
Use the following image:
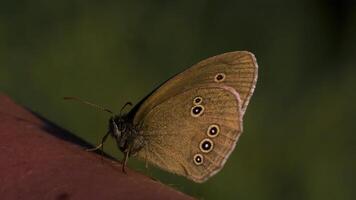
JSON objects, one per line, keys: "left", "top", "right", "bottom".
{"left": 107, "top": 114, "right": 127, "bottom": 152}
{"left": 107, "top": 113, "right": 145, "bottom": 155}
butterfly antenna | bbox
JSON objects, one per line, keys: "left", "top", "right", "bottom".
{"left": 119, "top": 102, "right": 133, "bottom": 116}
{"left": 63, "top": 96, "right": 113, "bottom": 114}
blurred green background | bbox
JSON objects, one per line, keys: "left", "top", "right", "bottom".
{"left": 1, "top": 1, "right": 355, "bottom": 199}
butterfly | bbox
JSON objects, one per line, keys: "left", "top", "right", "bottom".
{"left": 65, "top": 51, "right": 258, "bottom": 183}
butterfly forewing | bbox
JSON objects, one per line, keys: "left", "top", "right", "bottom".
{"left": 132, "top": 51, "right": 258, "bottom": 125}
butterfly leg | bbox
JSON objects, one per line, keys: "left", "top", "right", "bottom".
{"left": 122, "top": 150, "right": 129, "bottom": 174}
{"left": 119, "top": 102, "right": 133, "bottom": 116}
{"left": 144, "top": 145, "right": 149, "bottom": 169}
{"left": 86, "top": 131, "right": 110, "bottom": 154}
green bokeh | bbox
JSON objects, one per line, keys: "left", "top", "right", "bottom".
{"left": 1, "top": 1, "right": 355, "bottom": 199}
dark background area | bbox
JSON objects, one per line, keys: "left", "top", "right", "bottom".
{"left": 1, "top": 1, "right": 355, "bottom": 199}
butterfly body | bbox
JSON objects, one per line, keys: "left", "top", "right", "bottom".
{"left": 89, "top": 51, "right": 257, "bottom": 182}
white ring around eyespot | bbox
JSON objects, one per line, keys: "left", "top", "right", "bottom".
{"left": 191, "top": 105, "right": 204, "bottom": 117}
{"left": 214, "top": 73, "right": 226, "bottom": 82}
{"left": 207, "top": 124, "right": 220, "bottom": 138}
{"left": 193, "top": 96, "right": 203, "bottom": 105}
{"left": 199, "top": 138, "right": 214, "bottom": 153}
{"left": 193, "top": 154, "right": 204, "bottom": 165}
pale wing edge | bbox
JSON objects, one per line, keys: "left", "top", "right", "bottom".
{"left": 240, "top": 52, "right": 258, "bottom": 115}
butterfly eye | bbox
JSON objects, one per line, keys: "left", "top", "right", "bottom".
{"left": 214, "top": 73, "right": 226, "bottom": 82}
{"left": 191, "top": 105, "right": 204, "bottom": 117}
{"left": 200, "top": 138, "right": 214, "bottom": 153}
{"left": 193, "top": 96, "right": 203, "bottom": 105}
{"left": 207, "top": 124, "right": 220, "bottom": 138}
{"left": 193, "top": 154, "right": 204, "bottom": 165}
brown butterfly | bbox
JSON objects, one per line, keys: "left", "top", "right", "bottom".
{"left": 66, "top": 51, "right": 258, "bottom": 183}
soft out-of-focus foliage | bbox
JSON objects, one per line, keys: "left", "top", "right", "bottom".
{"left": 1, "top": 1, "right": 355, "bottom": 199}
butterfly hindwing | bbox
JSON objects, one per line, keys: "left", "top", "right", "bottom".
{"left": 135, "top": 86, "right": 243, "bottom": 182}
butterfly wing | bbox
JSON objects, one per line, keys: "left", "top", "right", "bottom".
{"left": 130, "top": 51, "right": 258, "bottom": 182}
{"left": 136, "top": 86, "right": 243, "bottom": 182}
{"left": 131, "top": 51, "right": 258, "bottom": 125}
